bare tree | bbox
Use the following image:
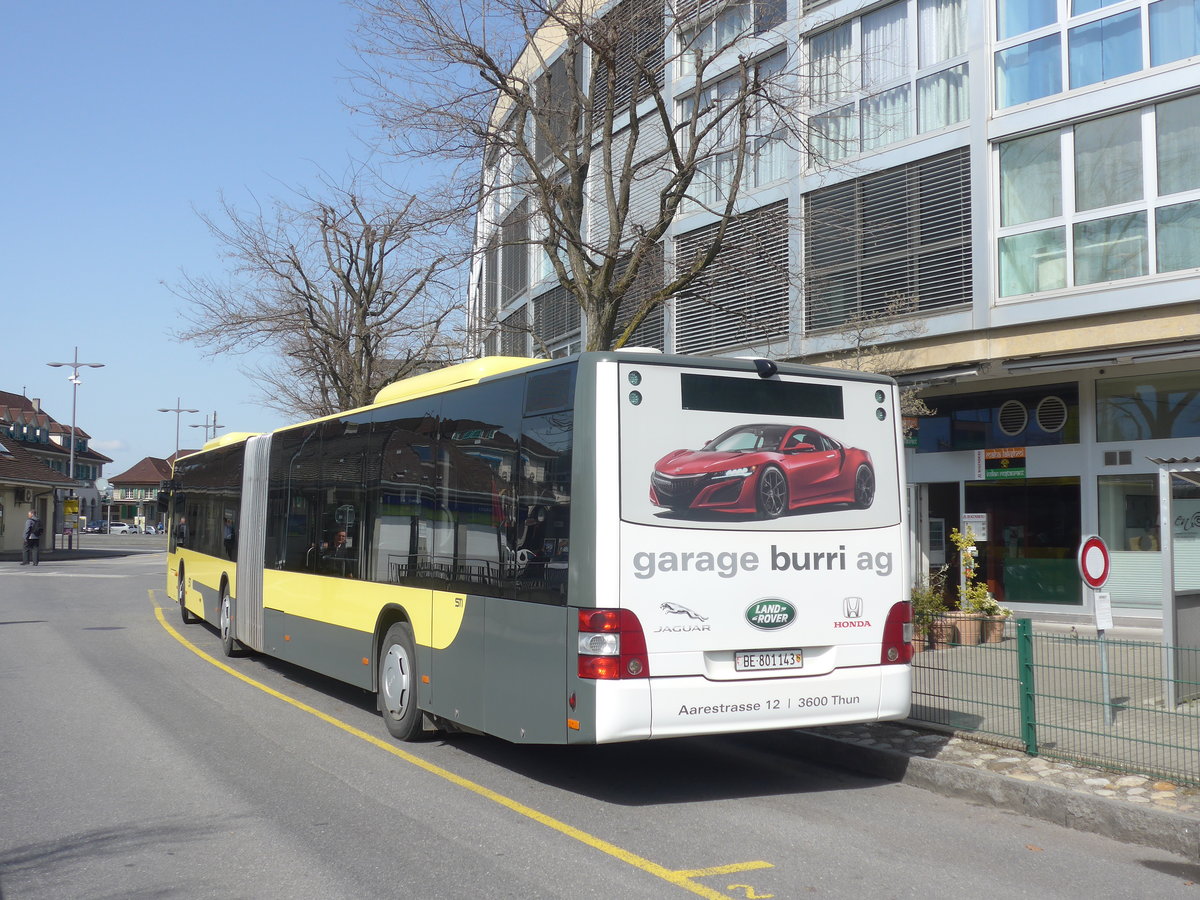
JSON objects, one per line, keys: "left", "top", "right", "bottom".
{"left": 352, "top": 0, "right": 803, "bottom": 351}
{"left": 170, "top": 177, "right": 466, "bottom": 419}
{"left": 821, "top": 296, "right": 936, "bottom": 423}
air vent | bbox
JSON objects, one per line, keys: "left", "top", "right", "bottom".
{"left": 1104, "top": 450, "right": 1133, "bottom": 466}
{"left": 1037, "top": 396, "right": 1068, "bottom": 433}
{"left": 997, "top": 400, "right": 1028, "bottom": 436}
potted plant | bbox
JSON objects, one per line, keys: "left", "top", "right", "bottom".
{"left": 968, "top": 586, "right": 1013, "bottom": 643}
{"left": 947, "top": 527, "right": 989, "bottom": 645}
{"left": 911, "top": 565, "right": 949, "bottom": 652}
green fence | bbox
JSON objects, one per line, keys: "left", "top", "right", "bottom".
{"left": 911, "top": 615, "right": 1200, "bottom": 787}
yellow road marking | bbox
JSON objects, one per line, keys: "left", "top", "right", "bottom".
{"left": 150, "top": 592, "right": 774, "bottom": 899}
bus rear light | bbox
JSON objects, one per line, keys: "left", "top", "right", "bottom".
{"left": 577, "top": 608, "right": 650, "bottom": 680}
{"left": 880, "top": 601, "right": 913, "bottom": 665}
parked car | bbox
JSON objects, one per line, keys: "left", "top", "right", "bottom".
{"left": 107, "top": 522, "right": 132, "bottom": 535}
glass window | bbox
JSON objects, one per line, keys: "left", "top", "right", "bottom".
{"left": 996, "top": 34, "right": 1063, "bottom": 107}
{"left": 997, "top": 0, "right": 1058, "bottom": 40}
{"left": 916, "top": 384, "right": 1079, "bottom": 452}
{"left": 811, "top": 104, "right": 857, "bottom": 163}
{"left": 1068, "top": 10, "right": 1142, "bottom": 89}
{"left": 862, "top": 85, "right": 913, "bottom": 149}
{"left": 811, "top": 23, "right": 856, "bottom": 104}
{"left": 1074, "top": 110, "right": 1143, "bottom": 211}
{"left": 999, "top": 227, "right": 1067, "bottom": 295}
{"left": 1156, "top": 201, "right": 1200, "bottom": 271}
{"left": 1073, "top": 212, "right": 1148, "bottom": 283}
{"left": 1000, "top": 130, "right": 1062, "bottom": 226}
{"left": 1073, "top": 0, "right": 1126, "bottom": 12}
{"left": 1149, "top": 0, "right": 1200, "bottom": 65}
{"left": 863, "top": 2, "right": 909, "bottom": 88}
{"left": 1097, "top": 370, "right": 1200, "bottom": 440}
{"left": 919, "top": 0, "right": 967, "bottom": 66}
{"left": 1156, "top": 93, "right": 1200, "bottom": 195}
{"left": 1098, "top": 475, "right": 1162, "bottom": 609}
{"left": 917, "top": 64, "right": 969, "bottom": 132}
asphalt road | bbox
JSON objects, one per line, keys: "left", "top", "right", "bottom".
{"left": 2, "top": 550, "right": 1197, "bottom": 899}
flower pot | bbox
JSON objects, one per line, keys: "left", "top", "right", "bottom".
{"left": 981, "top": 616, "right": 1007, "bottom": 643}
{"left": 946, "top": 610, "right": 981, "bottom": 645}
{"left": 930, "top": 616, "right": 956, "bottom": 649}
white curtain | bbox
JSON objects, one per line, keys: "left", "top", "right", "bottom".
{"left": 811, "top": 23, "right": 855, "bottom": 104}
{"left": 863, "top": 2, "right": 908, "bottom": 89}
{"left": 917, "top": 64, "right": 969, "bottom": 133}
{"left": 918, "top": 0, "right": 966, "bottom": 68}
{"left": 862, "top": 85, "right": 912, "bottom": 150}
{"left": 811, "top": 104, "right": 857, "bottom": 163}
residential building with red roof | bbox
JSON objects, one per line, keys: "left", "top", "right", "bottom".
{"left": 0, "top": 389, "right": 113, "bottom": 544}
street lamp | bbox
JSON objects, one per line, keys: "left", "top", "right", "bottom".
{"left": 189, "top": 410, "right": 227, "bottom": 442}
{"left": 46, "top": 347, "right": 105, "bottom": 483}
{"left": 47, "top": 347, "right": 104, "bottom": 548}
{"left": 158, "top": 397, "right": 199, "bottom": 462}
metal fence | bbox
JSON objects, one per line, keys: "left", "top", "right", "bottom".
{"left": 911, "top": 615, "right": 1200, "bottom": 787}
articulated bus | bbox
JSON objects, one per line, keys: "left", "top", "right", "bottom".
{"left": 165, "top": 351, "right": 911, "bottom": 744}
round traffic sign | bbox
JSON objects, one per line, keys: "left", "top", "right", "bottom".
{"left": 1077, "top": 535, "right": 1110, "bottom": 589}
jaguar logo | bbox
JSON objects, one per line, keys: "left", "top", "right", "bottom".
{"left": 661, "top": 602, "right": 708, "bottom": 621}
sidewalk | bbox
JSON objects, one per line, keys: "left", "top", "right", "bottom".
{"left": 0, "top": 546, "right": 160, "bottom": 563}
{"left": 795, "top": 719, "right": 1200, "bottom": 862}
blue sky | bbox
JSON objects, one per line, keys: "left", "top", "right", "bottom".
{"left": 1, "top": 1, "right": 408, "bottom": 480}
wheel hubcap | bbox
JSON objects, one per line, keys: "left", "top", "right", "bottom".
{"left": 762, "top": 470, "right": 786, "bottom": 515}
{"left": 381, "top": 644, "right": 411, "bottom": 718}
{"left": 221, "top": 597, "right": 231, "bottom": 639}
{"left": 857, "top": 470, "right": 874, "bottom": 505}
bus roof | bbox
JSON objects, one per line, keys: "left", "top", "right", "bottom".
{"left": 372, "top": 357, "right": 546, "bottom": 406}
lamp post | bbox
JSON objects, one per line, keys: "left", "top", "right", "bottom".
{"left": 47, "top": 347, "right": 105, "bottom": 548}
{"left": 158, "top": 398, "right": 199, "bottom": 463}
{"left": 188, "top": 410, "right": 226, "bottom": 442}
{"left": 46, "top": 348, "right": 105, "bottom": 482}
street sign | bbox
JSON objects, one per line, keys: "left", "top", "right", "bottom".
{"left": 1077, "top": 535, "right": 1111, "bottom": 589}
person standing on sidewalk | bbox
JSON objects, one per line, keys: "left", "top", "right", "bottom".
{"left": 22, "top": 509, "right": 43, "bottom": 566}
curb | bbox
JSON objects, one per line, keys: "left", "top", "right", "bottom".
{"left": 789, "top": 730, "right": 1200, "bottom": 861}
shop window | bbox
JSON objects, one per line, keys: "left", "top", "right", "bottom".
{"left": 1096, "top": 370, "right": 1200, "bottom": 440}
{"left": 1098, "top": 474, "right": 1164, "bottom": 610}
{"left": 915, "top": 384, "right": 1079, "bottom": 452}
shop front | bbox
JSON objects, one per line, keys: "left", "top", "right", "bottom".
{"left": 907, "top": 361, "right": 1200, "bottom": 625}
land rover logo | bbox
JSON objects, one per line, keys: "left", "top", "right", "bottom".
{"left": 745, "top": 599, "right": 796, "bottom": 630}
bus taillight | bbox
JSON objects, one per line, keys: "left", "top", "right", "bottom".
{"left": 577, "top": 608, "right": 650, "bottom": 679}
{"left": 880, "top": 601, "right": 914, "bottom": 665}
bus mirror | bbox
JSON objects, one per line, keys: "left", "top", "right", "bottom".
{"left": 157, "top": 491, "right": 171, "bottom": 513}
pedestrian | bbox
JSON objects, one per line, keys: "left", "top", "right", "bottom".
{"left": 22, "top": 509, "right": 43, "bottom": 566}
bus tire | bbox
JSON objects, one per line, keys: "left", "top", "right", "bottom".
{"left": 219, "top": 587, "right": 242, "bottom": 657}
{"left": 853, "top": 464, "right": 875, "bottom": 509}
{"left": 378, "top": 622, "right": 423, "bottom": 741}
{"left": 757, "top": 466, "right": 788, "bottom": 519}
{"left": 179, "top": 571, "right": 200, "bottom": 625}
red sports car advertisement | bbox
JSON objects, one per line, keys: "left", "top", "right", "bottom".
{"left": 619, "top": 362, "right": 902, "bottom": 532}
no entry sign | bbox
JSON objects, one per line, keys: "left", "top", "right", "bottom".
{"left": 1077, "top": 535, "right": 1111, "bottom": 589}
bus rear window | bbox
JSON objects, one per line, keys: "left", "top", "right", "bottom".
{"left": 681, "top": 374, "right": 844, "bottom": 420}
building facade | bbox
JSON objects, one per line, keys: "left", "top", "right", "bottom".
{"left": 0, "top": 391, "right": 112, "bottom": 538}
{"left": 470, "top": 0, "right": 1200, "bottom": 625}
{"left": 108, "top": 456, "right": 175, "bottom": 531}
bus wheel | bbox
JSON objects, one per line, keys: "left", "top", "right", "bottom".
{"left": 179, "top": 572, "right": 200, "bottom": 625}
{"left": 757, "top": 466, "right": 788, "bottom": 519}
{"left": 219, "top": 588, "right": 241, "bottom": 657}
{"left": 378, "top": 622, "right": 423, "bottom": 741}
{"left": 854, "top": 464, "right": 875, "bottom": 509}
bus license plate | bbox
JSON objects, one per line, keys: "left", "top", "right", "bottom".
{"left": 735, "top": 649, "right": 803, "bottom": 672}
